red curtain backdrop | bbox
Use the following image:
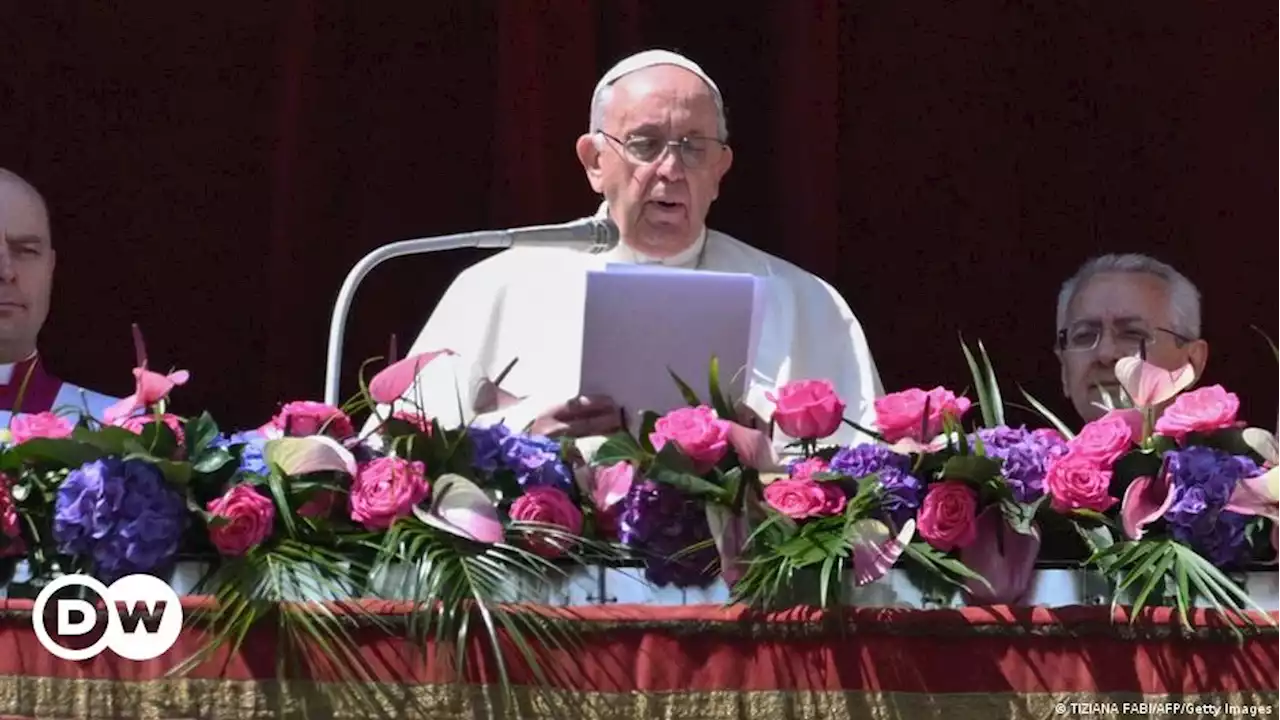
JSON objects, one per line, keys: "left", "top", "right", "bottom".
{"left": 2, "top": 1, "right": 1275, "bottom": 431}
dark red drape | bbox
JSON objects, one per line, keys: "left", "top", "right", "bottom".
{"left": 2, "top": 1, "right": 1274, "bottom": 431}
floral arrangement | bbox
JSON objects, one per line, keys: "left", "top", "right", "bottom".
{"left": 1042, "top": 353, "right": 1278, "bottom": 631}
{"left": 0, "top": 331, "right": 605, "bottom": 711}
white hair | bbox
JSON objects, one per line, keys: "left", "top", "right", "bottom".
{"left": 588, "top": 72, "right": 729, "bottom": 141}
{"left": 1056, "top": 253, "right": 1202, "bottom": 338}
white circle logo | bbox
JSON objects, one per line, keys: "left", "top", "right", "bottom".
{"left": 33, "top": 573, "right": 183, "bottom": 661}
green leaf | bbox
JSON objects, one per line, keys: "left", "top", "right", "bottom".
{"left": 593, "top": 432, "right": 646, "bottom": 466}
{"left": 637, "top": 411, "right": 661, "bottom": 453}
{"left": 651, "top": 467, "right": 726, "bottom": 501}
{"left": 978, "top": 340, "right": 1005, "bottom": 427}
{"left": 1017, "top": 385, "right": 1076, "bottom": 441}
{"left": 1001, "top": 495, "right": 1048, "bottom": 535}
{"left": 9, "top": 438, "right": 105, "bottom": 467}
{"left": 152, "top": 459, "right": 193, "bottom": 486}
{"left": 1071, "top": 508, "right": 1115, "bottom": 526}
{"left": 707, "top": 356, "right": 736, "bottom": 422}
{"left": 73, "top": 426, "right": 138, "bottom": 455}
{"left": 777, "top": 525, "right": 848, "bottom": 568}
{"left": 959, "top": 336, "right": 999, "bottom": 428}
{"left": 652, "top": 442, "right": 698, "bottom": 475}
{"left": 193, "top": 448, "right": 235, "bottom": 474}
{"left": 939, "top": 455, "right": 1003, "bottom": 482}
{"left": 185, "top": 412, "right": 220, "bottom": 457}
{"left": 667, "top": 368, "right": 703, "bottom": 408}
{"left": 266, "top": 470, "right": 297, "bottom": 538}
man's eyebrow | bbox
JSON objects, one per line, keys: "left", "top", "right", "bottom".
{"left": 4, "top": 234, "right": 46, "bottom": 246}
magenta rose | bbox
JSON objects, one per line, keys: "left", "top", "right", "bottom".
{"left": 764, "top": 479, "right": 846, "bottom": 519}
{"left": 789, "top": 457, "right": 830, "bottom": 483}
{"left": 766, "top": 379, "right": 846, "bottom": 440}
{"left": 1068, "top": 411, "right": 1135, "bottom": 467}
{"left": 349, "top": 457, "right": 430, "bottom": 530}
{"left": 0, "top": 474, "right": 25, "bottom": 557}
{"left": 265, "top": 401, "right": 355, "bottom": 439}
{"left": 874, "top": 387, "right": 972, "bottom": 443}
{"left": 1154, "top": 384, "right": 1240, "bottom": 442}
{"left": 509, "top": 486, "right": 584, "bottom": 558}
{"left": 917, "top": 481, "right": 979, "bottom": 551}
{"left": 1045, "top": 453, "right": 1119, "bottom": 514}
{"left": 206, "top": 484, "right": 276, "bottom": 556}
{"left": 9, "top": 412, "right": 74, "bottom": 444}
{"left": 650, "top": 405, "right": 732, "bottom": 472}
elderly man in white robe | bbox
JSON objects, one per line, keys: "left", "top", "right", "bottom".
{"left": 0, "top": 169, "right": 118, "bottom": 427}
{"left": 380, "top": 50, "right": 884, "bottom": 448}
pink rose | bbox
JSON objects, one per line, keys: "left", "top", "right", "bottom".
{"left": 1154, "top": 385, "right": 1240, "bottom": 442}
{"left": 509, "top": 487, "right": 584, "bottom": 558}
{"left": 297, "top": 489, "right": 338, "bottom": 519}
{"left": 650, "top": 406, "right": 732, "bottom": 473}
{"left": 9, "top": 412, "right": 74, "bottom": 444}
{"left": 1068, "top": 411, "right": 1135, "bottom": 467}
{"left": 874, "top": 387, "right": 972, "bottom": 443}
{"left": 764, "top": 479, "right": 846, "bottom": 519}
{"left": 264, "top": 401, "right": 355, "bottom": 439}
{"left": 1045, "top": 453, "right": 1119, "bottom": 514}
{"left": 917, "top": 481, "right": 979, "bottom": 551}
{"left": 0, "top": 474, "right": 25, "bottom": 557}
{"left": 349, "top": 457, "right": 430, "bottom": 530}
{"left": 766, "top": 379, "right": 846, "bottom": 440}
{"left": 789, "top": 457, "right": 830, "bottom": 483}
{"left": 118, "top": 413, "right": 187, "bottom": 453}
{"left": 206, "top": 484, "right": 276, "bottom": 556}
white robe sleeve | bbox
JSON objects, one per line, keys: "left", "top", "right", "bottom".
{"left": 359, "top": 260, "right": 545, "bottom": 435}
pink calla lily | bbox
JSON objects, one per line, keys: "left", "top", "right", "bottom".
{"left": 1113, "top": 356, "right": 1195, "bottom": 409}
{"left": 1223, "top": 468, "right": 1278, "bottom": 520}
{"left": 849, "top": 517, "right": 915, "bottom": 586}
{"left": 591, "top": 461, "right": 635, "bottom": 512}
{"left": 726, "top": 422, "right": 785, "bottom": 473}
{"left": 104, "top": 325, "right": 190, "bottom": 424}
{"left": 263, "top": 436, "right": 358, "bottom": 477}
{"left": 417, "top": 473, "right": 503, "bottom": 544}
{"left": 960, "top": 506, "right": 1041, "bottom": 605}
{"left": 368, "top": 350, "right": 456, "bottom": 405}
{"left": 1120, "top": 474, "right": 1176, "bottom": 541}
{"left": 706, "top": 503, "right": 750, "bottom": 586}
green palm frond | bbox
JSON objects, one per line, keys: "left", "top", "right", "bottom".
{"left": 371, "top": 517, "right": 604, "bottom": 718}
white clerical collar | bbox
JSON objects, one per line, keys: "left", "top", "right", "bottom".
{"left": 604, "top": 228, "right": 709, "bottom": 270}
{"left": 0, "top": 350, "right": 38, "bottom": 386}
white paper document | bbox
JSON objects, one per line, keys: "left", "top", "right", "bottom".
{"left": 579, "top": 265, "right": 765, "bottom": 427}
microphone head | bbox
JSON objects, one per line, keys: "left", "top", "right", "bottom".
{"left": 587, "top": 216, "right": 621, "bottom": 254}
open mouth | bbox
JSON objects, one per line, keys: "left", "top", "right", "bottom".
{"left": 647, "top": 200, "right": 683, "bottom": 210}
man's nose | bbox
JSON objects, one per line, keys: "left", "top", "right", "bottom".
{"left": 1094, "top": 332, "right": 1123, "bottom": 363}
{"left": 654, "top": 145, "right": 687, "bottom": 181}
{"left": 0, "top": 245, "right": 15, "bottom": 284}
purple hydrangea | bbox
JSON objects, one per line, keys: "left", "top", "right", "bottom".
{"left": 215, "top": 430, "right": 268, "bottom": 476}
{"left": 53, "top": 458, "right": 188, "bottom": 581}
{"left": 1164, "top": 446, "right": 1260, "bottom": 566}
{"left": 829, "top": 443, "right": 923, "bottom": 527}
{"left": 619, "top": 480, "right": 716, "bottom": 587}
{"left": 971, "top": 425, "right": 1068, "bottom": 503}
{"left": 498, "top": 433, "right": 573, "bottom": 491}
{"left": 467, "top": 423, "right": 511, "bottom": 474}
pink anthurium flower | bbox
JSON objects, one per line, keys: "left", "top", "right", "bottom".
{"left": 1224, "top": 467, "right": 1279, "bottom": 561}
{"left": 368, "top": 349, "right": 456, "bottom": 405}
{"left": 960, "top": 506, "right": 1041, "bottom": 605}
{"left": 264, "top": 436, "right": 358, "bottom": 477}
{"left": 1120, "top": 474, "right": 1176, "bottom": 541}
{"left": 1113, "top": 356, "right": 1195, "bottom": 409}
{"left": 726, "top": 422, "right": 786, "bottom": 473}
{"left": 104, "top": 324, "right": 190, "bottom": 424}
{"left": 849, "top": 517, "right": 915, "bottom": 586}
{"left": 416, "top": 473, "right": 503, "bottom": 544}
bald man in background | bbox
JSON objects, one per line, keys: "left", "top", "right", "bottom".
{"left": 0, "top": 169, "right": 118, "bottom": 424}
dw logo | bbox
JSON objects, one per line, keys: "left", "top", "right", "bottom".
{"left": 32, "top": 573, "right": 183, "bottom": 661}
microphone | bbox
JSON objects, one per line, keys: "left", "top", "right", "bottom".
{"left": 322, "top": 216, "right": 620, "bottom": 406}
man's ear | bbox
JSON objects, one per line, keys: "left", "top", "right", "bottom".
{"left": 576, "top": 134, "right": 605, "bottom": 194}
{"left": 1186, "top": 339, "right": 1209, "bottom": 383}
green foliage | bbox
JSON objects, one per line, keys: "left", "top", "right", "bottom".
{"left": 960, "top": 336, "right": 1005, "bottom": 428}
{"left": 1089, "top": 539, "right": 1276, "bottom": 638}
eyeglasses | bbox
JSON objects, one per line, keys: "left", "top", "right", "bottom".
{"left": 597, "top": 131, "right": 728, "bottom": 169}
{"left": 1056, "top": 322, "right": 1195, "bottom": 354}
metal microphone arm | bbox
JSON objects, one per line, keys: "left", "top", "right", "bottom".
{"left": 322, "top": 219, "right": 617, "bottom": 406}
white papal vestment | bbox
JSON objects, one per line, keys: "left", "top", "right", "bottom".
{"left": 376, "top": 225, "right": 884, "bottom": 448}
